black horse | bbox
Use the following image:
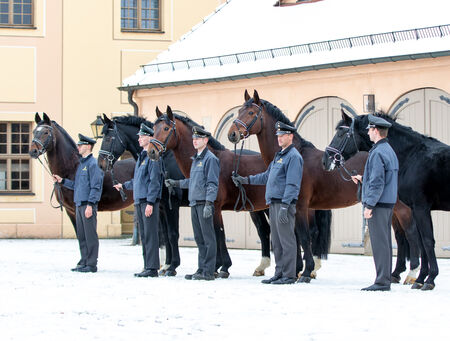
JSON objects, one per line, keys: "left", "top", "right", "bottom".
{"left": 323, "top": 111, "right": 450, "bottom": 290}
{"left": 98, "top": 115, "right": 273, "bottom": 277}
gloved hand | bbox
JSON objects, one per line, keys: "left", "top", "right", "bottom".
{"left": 203, "top": 201, "right": 214, "bottom": 219}
{"left": 278, "top": 204, "right": 289, "bottom": 224}
{"left": 231, "top": 173, "right": 249, "bottom": 187}
{"left": 165, "top": 179, "right": 179, "bottom": 188}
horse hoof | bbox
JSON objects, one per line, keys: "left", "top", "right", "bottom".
{"left": 411, "top": 282, "right": 424, "bottom": 290}
{"left": 253, "top": 270, "right": 265, "bottom": 277}
{"left": 403, "top": 276, "right": 416, "bottom": 285}
{"left": 391, "top": 274, "right": 401, "bottom": 284}
{"left": 218, "top": 271, "right": 230, "bottom": 279}
{"left": 310, "top": 272, "right": 317, "bottom": 279}
{"left": 421, "top": 283, "right": 435, "bottom": 291}
{"left": 297, "top": 276, "right": 311, "bottom": 283}
{"left": 164, "top": 270, "right": 177, "bottom": 277}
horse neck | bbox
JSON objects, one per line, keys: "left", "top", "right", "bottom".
{"left": 383, "top": 123, "right": 428, "bottom": 164}
{"left": 256, "top": 111, "right": 279, "bottom": 165}
{"left": 119, "top": 124, "right": 140, "bottom": 160}
{"left": 47, "top": 127, "right": 79, "bottom": 177}
{"left": 171, "top": 125, "right": 196, "bottom": 178}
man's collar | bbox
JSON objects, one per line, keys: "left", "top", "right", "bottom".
{"left": 80, "top": 153, "right": 93, "bottom": 161}
{"left": 278, "top": 144, "right": 294, "bottom": 155}
{"left": 192, "top": 147, "right": 208, "bottom": 160}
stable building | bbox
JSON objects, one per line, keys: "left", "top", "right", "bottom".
{"left": 121, "top": 0, "right": 450, "bottom": 256}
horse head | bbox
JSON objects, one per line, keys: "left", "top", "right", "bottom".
{"left": 228, "top": 89, "right": 264, "bottom": 144}
{"left": 97, "top": 114, "right": 128, "bottom": 172}
{"left": 29, "top": 112, "right": 56, "bottom": 159}
{"left": 148, "top": 106, "right": 178, "bottom": 161}
{"left": 322, "top": 110, "right": 370, "bottom": 171}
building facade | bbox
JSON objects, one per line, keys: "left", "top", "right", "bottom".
{"left": 0, "top": 0, "right": 224, "bottom": 238}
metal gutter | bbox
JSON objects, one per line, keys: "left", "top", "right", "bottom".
{"left": 118, "top": 50, "right": 450, "bottom": 91}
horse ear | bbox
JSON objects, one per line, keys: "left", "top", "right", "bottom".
{"left": 253, "top": 89, "right": 261, "bottom": 105}
{"left": 43, "top": 112, "right": 51, "bottom": 124}
{"left": 166, "top": 106, "right": 174, "bottom": 121}
{"left": 155, "top": 106, "right": 163, "bottom": 118}
{"left": 244, "top": 89, "right": 250, "bottom": 102}
{"left": 103, "top": 114, "right": 111, "bottom": 124}
{"left": 341, "top": 109, "right": 353, "bottom": 126}
{"left": 35, "top": 112, "right": 42, "bottom": 124}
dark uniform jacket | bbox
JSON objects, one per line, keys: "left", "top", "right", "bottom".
{"left": 362, "top": 139, "right": 399, "bottom": 209}
{"left": 249, "top": 144, "right": 303, "bottom": 205}
{"left": 62, "top": 154, "right": 104, "bottom": 207}
{"left": 179, "top": 148, "right": 219, "bottom": 206}
{"left": 124, "top": 150, "right": 163, "bottom": 205}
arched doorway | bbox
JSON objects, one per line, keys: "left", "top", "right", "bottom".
{"left": 389, "top": 88, "right": 450, "bottom": 257}
{"left": 295, "top": 97, "right": 364, "bottom": 255}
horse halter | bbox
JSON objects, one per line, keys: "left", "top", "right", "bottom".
{"left": 150, "top": 118, "right": 177, "bottom": 154}
{"left": 325, "top": 119, "right": 359, "bottom": 166}
{"left": 98, "top": 123, "right": 126, "bottom": 171}
{"left": 32, "top": 124, "right": 55, "bottom": 156}
{"left": 232, "top": 103, "right": 263, "bottom": 139}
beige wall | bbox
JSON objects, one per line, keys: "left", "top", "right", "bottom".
{"left": 0, "top": 0, "right": 224, "bottom": 238}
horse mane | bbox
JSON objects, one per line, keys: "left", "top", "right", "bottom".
{"left": 51, "top": 121, "right": 77, "bottom": 150}
{"left": 157, "top": 113, "right": 226, "bottom": 151}
{"left": 114, "top": 115, "right": 154, "bottom": 128}
{"left": 253, "top": 98, "right": 316, "bottom": 150}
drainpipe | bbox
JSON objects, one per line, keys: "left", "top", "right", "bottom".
{"left": 128, "top": 89, "right": 139, "bottom": 117}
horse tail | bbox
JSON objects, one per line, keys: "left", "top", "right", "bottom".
{"left": 311, "top": 209, "right": 332, "bottom": 260}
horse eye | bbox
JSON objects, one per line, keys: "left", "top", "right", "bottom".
{"left": 164, "top": 127, "right": 169, "bottom": 131}
{"left": 248, "top": 111, "right": 254, "bottom": 115}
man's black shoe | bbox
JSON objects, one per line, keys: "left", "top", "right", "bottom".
{"left": 71, "top": 265, "right": 85, "bottom": 272}
{"left": 272, "top": 277, "right": 297, "bottom": 285}
{"left": 136, "top": 269, "right": 158, "bottom": 278}
{"left": 78, "top": 265, "right": 97, "bottom": 273}
{"left": 261, "top": 275, "right": 281, "bottom": 284}
{"left": 134, "top": 269, "right": 145, "bottom": 277}
{"left": 185, "top": 270, "right": 202, "bottom": 280}
{"left": 193, "top": 273, "right": 215, "bottom": 281}
{"left": 361, "top": 284, "right": 391, "bottom": 291}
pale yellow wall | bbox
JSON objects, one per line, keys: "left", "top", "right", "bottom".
{"left": 135, "top": 56, "right": 450, "bottom": 129}
{"left": 0, "top": 0, "right": 63, "bottom": 238}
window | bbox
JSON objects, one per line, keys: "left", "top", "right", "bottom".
{"left": 121, "top": 0, "right": 160, "bottom": 32}
{"left": 0, "top": 0, "right": 33, "bottom": 27}
{"left": 0, "top": 122, "right": 32, "bottom": 192}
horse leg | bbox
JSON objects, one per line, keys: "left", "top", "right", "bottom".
{"left": 297, "top": 210, "right": 314, "bottom": 283}
{"left": 310, "top": 209, "right": 332, "bottom": 279}
{"left": 391, "top": 219, "right": 407, "bottom": 284}
{"left": 411, "top": 208, "right": 437, "bottom": 290}
{"left": 403, "top": 217, "right": 421, "bottom": 285}
{"left": 158, "top": 206, "right": 170, "bottom": 274}
{"left": 249, "top": 209, "right": 271, "bottom": 276}
{"left": 165, "top": 197, "right": 181, "bottom": 275}
{"left": 213, "top": 211, "right": 232, "bottom": 278}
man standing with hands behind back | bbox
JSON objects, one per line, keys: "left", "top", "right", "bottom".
{"left": 165, "top": 126, "right": 219, "bottom": 281}
{"left": 351, "top": 114, "right": 399, "bottom": 292}
{"left": 53, "top": 134, "right": 104, "bottom": 273}
{"left": 113, "top": 123, "right": 163, "bottom": 278}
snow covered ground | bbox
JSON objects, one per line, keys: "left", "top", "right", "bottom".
{"left": 1, "top": 238, "right": 449, "bottom": 340}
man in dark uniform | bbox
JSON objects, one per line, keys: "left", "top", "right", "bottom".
{"left": 114, "top": 123, "right": 163, "bottom": 278}
{"left": 53, "top": 134, "right": 104, "bottom": 273}
{"left": 232, "top": 121, "right": 303, "bottom": 285}
{"left": 165, "top": 126, "right": 219, "bottom": 281}
{"left": 351, "top": 114, "right": 399, "bottom": 291}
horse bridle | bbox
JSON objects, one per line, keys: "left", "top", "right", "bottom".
{"left": 32, "top": 124, "right": 55, "bottom": 156}
{"left": 232, "top": 103, "right": 263, "bottom": 139}
{"left": 98, "top": 123, "right": 126, "bottom": 172}
{"left": 150, "top": 117, "right": 177, "bottom": 154}
{"left": 324, "top": 119, "right": 359, "bottom": 180}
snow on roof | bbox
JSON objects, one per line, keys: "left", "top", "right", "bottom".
{"left": 122, "top": 0, "right": 450, "bottom": 89}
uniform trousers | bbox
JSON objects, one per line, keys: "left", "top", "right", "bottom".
{"left": 367, "top": 206, "right": 393, "bottom": 286}
{"left": 75, "top": 204, "right": 99, "bottom": 267}
{"left": 136, "top": 201, "right": 160, "bottom": 270}
{"left": 191, "top": 204, "right": 217, "bottom": 276}
{"left": 269, "top": 202, "right": 297, "bottom": 279}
